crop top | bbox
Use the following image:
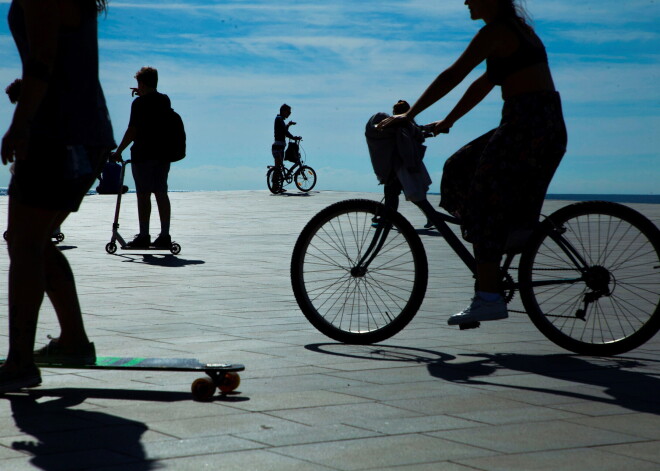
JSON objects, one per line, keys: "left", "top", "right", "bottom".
{"left": 484, "top": 19, "right": 548, "bottom": 86}
{"left": 8, "top": 1, "right": 115, "bottom": 147}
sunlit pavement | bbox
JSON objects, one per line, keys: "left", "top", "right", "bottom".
{"left": 0, "top": 190, "right": 658, "bottom": 471}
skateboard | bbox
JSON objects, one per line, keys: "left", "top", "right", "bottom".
{"left": 2, "top": 357, "right": 244, "bottom": 401}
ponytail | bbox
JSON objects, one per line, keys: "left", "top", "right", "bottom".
{"left": 499, "top": 0, "right": 533, "bottom": 32}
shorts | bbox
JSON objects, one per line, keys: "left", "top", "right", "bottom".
{"left": 131, "top": 160, "right": 170, "bottom": 193}
{"left": 272, "top": 143, "right": 285, "bottom": 162}
{"left": 8, "top": 140, "right": 108, "bottom": 212}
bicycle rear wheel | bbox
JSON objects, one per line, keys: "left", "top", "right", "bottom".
{"left": 294, "top": 165, "right": 317, "bottom": 192}
{"left": 266, "top": 167, "right": 283, "bottom": 194}
{"left": 291, "top": 199, "right": 428, "bottom": 344}
{"left": 519, "top": 201, "right": 660, "bottom": 355}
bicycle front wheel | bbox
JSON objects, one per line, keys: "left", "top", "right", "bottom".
{"left": 294, "top": 165, "right": 317, "bottom": 192}
{"left": 291, "top": 199, "right": 428, "bottom": 344}
{"left": 266, "top": 167, "right": 283, "bottom": 194}
{"left": 519, "top": 201, "right": 660, "bottom": 355}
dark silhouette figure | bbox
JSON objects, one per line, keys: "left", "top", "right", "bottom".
{"left": 7, "top": 393, "right": 153, "bottom": 470}
{"left": 112, "top": 66, "right": 174, "bottom": 249}
{"left": 378, "top": 0, "right": 566, "bottom": 326}
{"left": 272, "top": 103, "right": 301, "bottom": 168}
{"left": 1, "top": 0, "right": 115, "bottom": 392}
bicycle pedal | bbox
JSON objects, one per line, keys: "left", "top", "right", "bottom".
{"left": 459, "top": 321, "right": 480, "bottom": 330}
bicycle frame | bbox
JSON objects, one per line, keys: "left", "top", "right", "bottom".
{"left": 361, "top": 198, "right": 591, "bottom": 296}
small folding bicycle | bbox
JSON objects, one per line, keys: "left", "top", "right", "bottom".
{"left": 267, "top": 138, "right": 317, "bottom": 194}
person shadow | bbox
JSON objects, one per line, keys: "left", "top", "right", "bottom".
{"left": 305, "top": 343, "right": 660, "bottom": 415}
{"left": 5, "top": 392, "right": 155, "bottom": 470}
{"left": 116, "top": 254, "right": 205, "bottom": 267}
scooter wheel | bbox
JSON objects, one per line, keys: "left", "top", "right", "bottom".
{"left": 105, "top": 242, "right": 117, "bottom": 254}
{"left": 170, "top": 243, "right": 181, "bottom": 255}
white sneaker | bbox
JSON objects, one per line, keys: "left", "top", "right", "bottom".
{"left": 448, "top": 296, "right": 508, "bottom": 325}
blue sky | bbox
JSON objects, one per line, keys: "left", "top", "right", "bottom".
{"left": 1, "top": 0, "right": 658, "bottom": 193}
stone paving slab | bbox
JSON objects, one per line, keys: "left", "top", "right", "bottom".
{"left": 0, "top": 190, "right": 658, "bottom": 470}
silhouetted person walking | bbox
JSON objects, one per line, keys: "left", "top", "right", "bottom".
{"left": 1, "top": 0, "right": 115, "bottom": 392}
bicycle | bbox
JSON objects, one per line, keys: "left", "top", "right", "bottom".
{"left": 267, "top": 138, "right": 317, "bottom": 194}
{"left": 290, "top": 163, "right": 660, "bottom": 357}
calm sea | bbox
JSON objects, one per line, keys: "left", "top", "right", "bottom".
{"left": 0, "top": 188, "right": 658, "bottom": 204}
{"left": 545, "top": 194, "right": 660, "bottom": 204}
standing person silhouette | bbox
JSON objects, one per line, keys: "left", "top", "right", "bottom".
{"left": 378, "top": 0, "right": 567, "bottom": 325}
{"left": 111, "top": 67, "right": 174, "bottom": 248}
{"left": 272, "top": 104, "right": 301, "bottom": 167}
{"left": 0, "top": 0, "right": 115, "bottom": 392}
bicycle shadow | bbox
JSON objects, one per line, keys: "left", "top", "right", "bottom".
{"left": 278, "top": 191, "right": 315, "bottom": 197}
{"left": 305, "top": 343, "right": 660, "bottom": 415}
{"left": 3, "top": 392, "right": 155, "bottom": 470}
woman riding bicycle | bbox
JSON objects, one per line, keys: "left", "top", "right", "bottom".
{"left": 378, "top": 0, "right": 567, "bottom": 326}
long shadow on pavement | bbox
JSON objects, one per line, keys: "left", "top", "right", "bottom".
{"left": 115, "top": 254, "right": 205, "bottom": 267}
{"left": 4, "top": 393, "right": 154, "bottom": 470}
{"left": 305, "top": 343, "right": 660, "bottom": 415}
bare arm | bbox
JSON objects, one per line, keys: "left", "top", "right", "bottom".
{"left": 406, "top": 29, "right": 495, "bottom": 121}
{"left": 2, "top": 0, "right": 59, "bottom": 164}
{"left": 111, "top": 127, "right": 137, "bottom": 160}
{"left": 429, "top": 73, "right": 495, "bottom": 133}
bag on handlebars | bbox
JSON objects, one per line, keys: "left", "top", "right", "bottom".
{"left": 365, "top": 113, "right": 431, "bottom": 202}
{"left": 284, "top": 141, "right": 300, "bottom": 162}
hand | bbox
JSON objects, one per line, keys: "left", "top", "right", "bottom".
{"left": 288, "top": 121, "right": 296, "bottom": 127}
{"left": 295, "top": 136, "right": 302, "bottom": 141}
{"left": 428, "top": 119, "right": 452, "bottom": 136}
{"left": 1, "top": 124, "right": 28, "bottom": 165}
{"left": 110, "top": 150, "right": 123, "bottom": 162}
{"left": 375, "top": 113, "right": 410, "bottom": 130}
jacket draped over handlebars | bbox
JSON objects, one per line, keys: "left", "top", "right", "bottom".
{"left": 365, "top": 113, "right": 431, "bottom": 202}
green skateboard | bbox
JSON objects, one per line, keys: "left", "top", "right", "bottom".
{"left": 2, "top": 357, "right": 244, "bottom": 401}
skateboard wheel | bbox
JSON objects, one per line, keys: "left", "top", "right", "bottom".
{"left": 191, "top": 377, "right": 215, "bottom": 401}
{"left": 105, "top": 242, "right": 117, "bottom": 254}
{"left": 170, "top": 243, "right": 181, "bottom": 255}
{"left": 218, "top": 372, "right": 240, "bottom": 394}
{"left": 3, "top": 231, "right": 7, "bottom": 241}
{"left": 55, "top": 233, "right": 65, "bottom": 242}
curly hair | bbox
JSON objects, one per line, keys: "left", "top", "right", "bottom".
{"left": 135, "top": 66, "right": 158, "bottom": 88}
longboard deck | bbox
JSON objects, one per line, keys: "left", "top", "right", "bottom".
{"left": 1, "top": 357, "right": 244, "bottom": 372}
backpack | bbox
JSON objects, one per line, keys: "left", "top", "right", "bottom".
{"left": 163, "top": 108, "right": 186, "bottom": 162}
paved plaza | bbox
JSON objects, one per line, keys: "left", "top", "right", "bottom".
{"left": 0, "top": 189, "right": 658, "bottom": 470}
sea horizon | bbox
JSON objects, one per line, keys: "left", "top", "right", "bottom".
{"left": 0, "top": 188, "right": 658, "bottom": 205}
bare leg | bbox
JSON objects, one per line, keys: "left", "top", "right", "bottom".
{"left": 44, "top": 212, "right": 90, "bottom": 348}
{"left": 476, "top": 262, "right": 500, "bottom": 293}
{"left": 154, "top": 191, "right": 171, "bottom": 235}
{"left": 136, "top": 192, "right": 151, "bottom": 235}
{"left": 4, "top": 199, "right": 59, "bottom": 369}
